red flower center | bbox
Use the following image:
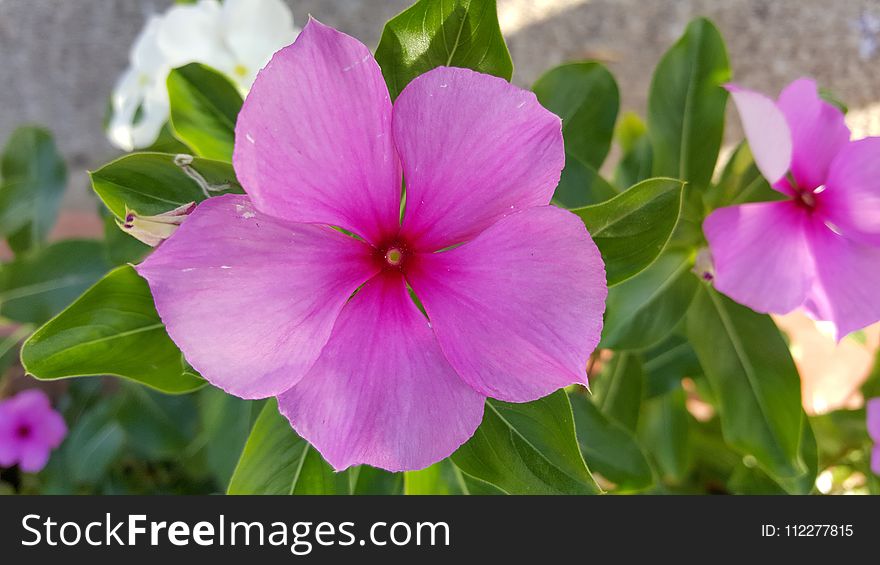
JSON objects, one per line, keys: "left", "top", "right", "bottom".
{"left": 15, "top": 424, "right": 31, "bottom": 439}
{"left": 375, "top": 239, "right": 411, "bottom": 272}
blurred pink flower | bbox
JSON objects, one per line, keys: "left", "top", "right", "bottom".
{"left": 137, "top": 20, "right": 607, "bottom": 471}
{"left": 704, "top": 78, "right": 880, "bottom": 340}
{"left": 0, "top": 389, "right": 67, "bottom": 473}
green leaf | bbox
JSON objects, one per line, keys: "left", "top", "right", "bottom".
{"left": 648, "top": 17, "right": 730, "bottom": 190}
{"left": 686, "top": 285, "right": 804, "bottom": 479}
{"left": 533, "top": 62, "right": 620, "bottom": 207}
{"left": 613, "top": 113, "right": 653, "bottom": 190}
{"left": 0, "top": 240, "right": 109, "bottom": 324}
{"left": 404, "top": 460, "right": 466, "bottom": 495}
{"left": 198, "top": 387, "right": 256, "bottom": 487}
{"left": 707, "top": 142, "right": 785, "bottom": 209}
{"left": 451, "top": 391, "right": 600, "bottom": 494}
{"left": 90, "top": 152, "right": 241, "bottom": 219}
{"left": 571, "top": 177, "right": 683, "bottom": 286}
{"left": 116, "top": 384, "right": 197, "bottom": 460}
{"left": 228, "top": 400, "right": 348, "bottom": 495}
{"left": 638, "top": 388, "right": 692, "bottom": 483}
{"left": 601, "top": 250, "right": 698, "bottom": 350}
{"left": 375, "top": 0, "right": 512, "bottom": 100}
{"left": 554, "top": 158, "right": 619, "bottom": 207}
{"left": 569, "top": 393, "right": 653, "bottom": 491}
{"left": 593, "top": 352, "right": 644, "bottom": 431}
{"left": 167, "top": 64, "right": 243, "bottom": 161}
{"left": 0, "top": 126, "right": 67, "bottom": 254}
{"left": 642, "top": 333, "right": 701, "bottom": 398}
{"left": 64, "top": 400, "right": 126, "bottom": 484}
{"left": 21, "top": 265, "right": 204, "bottom": 394}
{"left": 349, "top": 466, "right": 403, "bottom": 495}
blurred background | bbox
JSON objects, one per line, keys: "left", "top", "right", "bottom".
{"left": 0, "top": 1, "right": 879, "bottom": 493}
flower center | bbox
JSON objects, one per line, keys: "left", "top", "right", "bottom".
{"left": 234, "top": 64, "right": 248, "bottom": 78}
{"left": 375, "top": 240, "right": 410, "bottom": 272}
{"left": 795, "top": 189, "right": 817, "bottom": 210}
{"left": 15, "top": 424, "right": 31, "bottom": 439}
{"left": 385, "top": 247, "right": 403, "bottom": 266}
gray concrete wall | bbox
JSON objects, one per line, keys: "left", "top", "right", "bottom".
{"left": 1, "top": 0, "right": 878, "bottom": 211}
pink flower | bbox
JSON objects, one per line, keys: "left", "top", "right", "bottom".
{"left": 869, "top": 398, "right": 880, "bottom": 476}
{"left": 136, "top": 20, "right": 607, "bottom": 472}
{"left": 0, "top": 389, "right": 67, "bottom": 473}
{"left": 704, "top": 78, "right": 880, "bottom": 339}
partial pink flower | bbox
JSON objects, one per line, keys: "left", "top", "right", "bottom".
{"left": 0, "top": 389, "right": 67, "bottom": 473}
{"left": 868, "top": 397, "right": 880, "bottom": 475}
{"left": 705, "top": 78, "right": 880, "bottom": 339}
{"left": 136, "top": 19, "right": 607, "bottom": 472}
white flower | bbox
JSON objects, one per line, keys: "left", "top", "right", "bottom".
{"left": 108, "top": 15, "right": 171, "bottom": 151}
{"left": 108, "top": 0, "right": 298, "bottom": 151}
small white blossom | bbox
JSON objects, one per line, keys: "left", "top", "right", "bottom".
{"left": 108, "top": 0, "right": 298, "bottom": 151}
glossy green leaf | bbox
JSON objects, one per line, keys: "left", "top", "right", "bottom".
{"left": 686, "top": 285, "right": 804, "bottom": 479}
{"left": 404, "top": 460, "right": 466, "bottom": 495}
{"left": 375, "top": 0, "right": 512, "bottom": 100}
{"left": 570, "top": 393, "right": 653, "bottom": 491}
{"left": 0, "top": 240, "right": 109, "bottom": 324}
{"left": 571, "top": 177, "right": 683, "bottom": 286}
{"left": 451, "top": 392, "right": 600, "bottom": 494}
{"left": 167, "top": 64, "right": 243, "bottom": 161}
{"left": 90, "top": 152, "right": 241, "bottom": 219}
{"left": 613, "top": 113, "right": 653, "bottom": 190}
{"left": 638, "top": 388, "right": 692, "bottom": 483}
{"left": 593, "top": 352, "right": 644, "bottom": 431}
{"left": 601, "top": 250, "right": 698, "bottom": 350}
{"left": 0, "top": 126, "right": 66, "bottom": 253}
{"left": 648, "top": 17, "right": 730, "bottom": 190}
{"left": 707, "top": 142, "right": 785, "bottom": 209}
{"left": 533, "top": 62, "right": 620, "bottom": 207}
{"left": 228, "top": 400, "right": 348, "bottom": 495}
{"left": 21, "top": 265, "right": 204, "bottom": 394}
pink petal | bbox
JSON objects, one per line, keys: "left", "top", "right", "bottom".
{"left": 17, "top": 443, "right": 51, "bottom": 473}
{"left": 725, "top": 84, "right": 793, "bottom": 186}
{"left": 802, "top": 221, "right": 880, "bottom": 340}
{"left": 821, "top": 138, "right": 880, "bottom": 246}
{"left": 277, "top": 272, "right": 486, "bottom": 472}
{"left": 34, "top": 410, "right": 67, "bottom": 448}
{"left": 704, "top": 202, "right": 814, "bottom": 314}
{"left": 776, "top": 78, "right": 850, "bottom": 190}
{"left": 233, "top": 18, "right": 401, "bottom": 245}
{"left": 867, "top": 398, "right": 880, "bottom": 442}
{"left": 393, "top": 67, "right": 564, "bottom": 251}
{"left": 137, "top": 195, "right": 378, "bottom": 399}
{"left": 0, "top": 406, "right": 19, "bottom": 467}
{"left": 406, "top": 206, "right": 606, "bottom": 402}
{"left": 872, "top": 445, "right": 880, "bottom": 476}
